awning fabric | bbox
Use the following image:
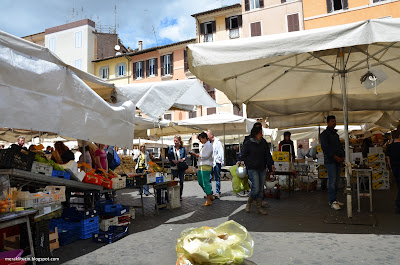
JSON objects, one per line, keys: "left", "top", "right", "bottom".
{"left": 187, "top": 18, "right": 400, "bottom": 128}
{"left": 0, "top": 30, "right": 135, "bottom": 148}
{"left": 115, "top": 79, "right": 219, "bottom": 120}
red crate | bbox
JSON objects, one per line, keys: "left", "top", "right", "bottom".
{"left": 102, "top": 179, "right": 112, "bottom": 189}
{"left": 83, "top": 174, "right": 102, "bottom": 185}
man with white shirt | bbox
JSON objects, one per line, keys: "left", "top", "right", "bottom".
{"left": 207, "top": 130, "right": 224, "bottom": 198}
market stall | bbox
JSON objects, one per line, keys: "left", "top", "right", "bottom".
{"left": 187, "top": 18, "right": 400, "bottom": 218}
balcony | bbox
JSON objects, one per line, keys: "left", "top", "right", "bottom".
{"left": 229, "top": 28, "right": 240, "bottom": 39}
{"left": 204, "top": 34, "right": 213, "bottom": 42}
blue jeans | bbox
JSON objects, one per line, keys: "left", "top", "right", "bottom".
{"left": 210, "top": 163, "right": 222, "bottom": 195}
{"left": 136, "top": 168, "right": 150, "bottom": 195}
{"left": 247, "top": 169, "right": 266, "bottom": 199}
{"left": 172, "top": 169, "right": 185, "bottom": 198}
{"left": 392, "top": 167, "right": 400, "bottom": 210}
{"left": 325, "top": 163, "right": 342, "bottom": 204}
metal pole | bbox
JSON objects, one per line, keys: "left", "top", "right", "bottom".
{"left": 82, "top": 140, "right": 86, "bottom": 165}
{"left": 161, "top": 127, "right": 164, "bottom": 170}
{"left": 238, "top": 134, "right": 241, "bottom": 153}
{"left": 223, "top": 124, "right": 226, "bottom": 163}
{"left": 340, "top": 47, "right": 352, "bottom": 219}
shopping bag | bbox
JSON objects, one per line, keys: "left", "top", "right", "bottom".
{"left": 230, "top": 165, "right": 250, "bottom": 194}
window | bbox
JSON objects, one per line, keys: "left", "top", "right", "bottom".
{"left": 287, "top": 13, "right": 300, "bottom": 32}
{"left": 200, "top": 21, "right": 216, "bottom": 42}
{"left": 147, "top": 58, "right": 157, "bottom": 76}
{"left": 244, "top": 0, "right": 264, "bottom": 11}
{"left": 226, "top": 16, "right": 242, "bottom": 39}
{"left": 189, "top": 110, "right": 197, "bottom": 119}
{"left": 99, "top": 66, "right": 109, "bottom": 79}
{"left": 326, "top": 0, "right": 348, "bottom": 13}
{"left": 373, "top": 0, "right": 386, "bottom": 2}
{"left": 184, "top": 50, "right": 188, "bottom": 72}
{"left": 233, "top": 105, "right": 243, "bottom": 116}
{"left": 164, "top": 114, "right": 172, "bottom": 120}
{"left": 49, "top": 37, "right": 56, "bottom": 52}
{"left": 75, "top": 31, "right": 82, "bottom": 48}
{"left": 74, "top": 59, "right": 82, "bottom": 70}
{"left": 203, "top": 83, "right": 215, "bottom": 100}
{"left": 161, "top": 54, "right": 173, "bottom": 76}
{"left": 115, "top": 63, "right": 126, "bottom": 77}
{"left": 207, "top": 108, "right": 217, "bottom": 115}
{"left": 135, "top": 61, "right": 144, "bottom": 79}
{"left": 250, "top": 22, "right": 262, "bottom": 37}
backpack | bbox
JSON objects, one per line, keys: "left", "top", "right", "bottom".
{"left": 107, "top": 146, "right": 121, "bottom": 170}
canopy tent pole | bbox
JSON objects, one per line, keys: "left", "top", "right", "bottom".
{"left": 161, "top": 127, "right": 164, "bottom": 170}
{"left": 340, "top": 47, "right": 352, "bottom": 219}
{"left": 223, "top": 124, "right": 226, "bottom": 163}
{"left": 238, "top": 134, "right": 241, "bottom": 153}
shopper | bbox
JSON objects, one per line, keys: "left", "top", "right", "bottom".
{"left": 191, "top": 132, "right": 214, "bottom": 206}
{"left": 320, "top": 115, "right": 345, "bottom": 211}
{"left": 133, "top": 144, "right": 150, "bottom": 196}
{"left": 94, "top": 143, "right": 108, "bottom": 172}
{"left": 207, "top": 130, "right": 224, "bottom": 199}
{"left": 297, "top": 144, "right": 307, "bottom": 159}
{"left": 45, "top": 146, "right": 53, "bottom": 154}
{"left": 279, "top": 131, "right": 295, "bottom": 162}
{"left": 386, "top": 129, "right": 400, "bottom": 214}
{"left": 241, "top": 126, "right": 273, "bottom": 215}
{"left": 78, "top": 145, "right": 92, "bottom": 166}
{"left": 52, "top": 141, "right": 75, "bottom": 164}
{"left": 167, "top": 135, "right": 187, "bottom": 201}
{"left": 11, "top": 136, "right": 27, "bottom": 150}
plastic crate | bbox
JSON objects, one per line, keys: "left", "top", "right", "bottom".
{"left": 62, "top": 207, "right": 98, "bottom": 222}
{"left": 52, "top": 170, "right": 70, "bottom": 180}
{"left": 0, "top": 249, "right": 26, "bottom": 265}
{"left": 167, "top": 185, "right": 181, "bottom": 209}
{"left": 33, "top": 220, "right": 51, "bottom": 258}
{"left": 117, "top": 214, "right": 130, "bottom": 224}
{"left": 99, "top": 216, "right": 119, "bottom": 231}
{"left": 57, "top": 227, "right": 80, "bottom": 246}
{"left": 0, "top": 146, "right": 35, "bottom": 171}
{"left": 92, "top": 226, "right": 129, "bottom": 244}
{"left": 45, "top": 186, "right": 66, "bottom": 202}
{"left": 79, "top": 216, "right": 99, "bottom": 239}
{"left": 34, "top": 203, "right": 63, "bottom": 217}
{"left": 111, "top": 177, "right": 126, "bottom": 190}
{"left": 126, "top": 177, "right": 135, "bottom": 187}
{"left": 31, "top": 161, "right": 53, "bottom": 176}
{"left": 16, "top": 199, "right": 34, "bottom": 209}
{"left": 102, "top": 179, "right": 112, "bottom": 189}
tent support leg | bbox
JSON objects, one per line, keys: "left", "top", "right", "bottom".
{"left": 340, "top": 48, "right": 352, "bottom": 219}
{"left": 223, "top": 124, "right": 226, "bottom": 163}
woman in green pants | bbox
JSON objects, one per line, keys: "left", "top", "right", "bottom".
{"left": 191, "top": 132, "right": 214, "bottom": 206}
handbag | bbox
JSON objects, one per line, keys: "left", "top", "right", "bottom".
{"left": 174, "top": 147, "right": 188, "bottom": 171}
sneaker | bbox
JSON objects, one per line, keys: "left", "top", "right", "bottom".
{"left": 214, "top": 194, "right": 221, "bottom": 199}
{"left": 336, "top": 201, "right": 345, "bottom": 206}
{"left": 331, "top": 201, "right": 341, "bottom": 210}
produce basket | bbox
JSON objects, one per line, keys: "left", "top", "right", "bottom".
{"left": 0, "top": 146, "right": 35, "bottom": 171}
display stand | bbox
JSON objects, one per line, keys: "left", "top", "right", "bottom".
{"left": 275, "top": 171, "right": 296, "bottom": 195}
{"left": 353, "top": 169, "right": 373, "bottom": 212}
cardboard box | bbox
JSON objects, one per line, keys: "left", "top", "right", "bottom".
{"left": 367, "top": 153, "right": 385, "bottom": 163}
{"left": 369, "top": 147, "right": 383, "bottom": 154}
{"left": 316, "top": 145, "right": 322, "bottom": 153}
{"left": 274, "top": 161, "right": 293, "bottom": 172}
{"left": 351, "top": 152, "right": 363, "bottom": 163}
{"left": 146, "top": 173, "right": 156, "bottom": 184}
{"left": 372, "top": 170, "right": 390, "bottom": 182}
{"left": 372, "top": 178, "right": 390, "bottom": 190}
{"left": 273, "top": 151, "right": 290, "bottom": 162}
{"left": 369, "top": 161, "right": 386, "bottom": 172}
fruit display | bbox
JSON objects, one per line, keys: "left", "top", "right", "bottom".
{"left": 114, "top": 156, "right": 136, "bottom": 174}
{"left": 34, "top": 154, "right": 65, "bottom": 171}
{"left": 0, "top": 189, "right": 16, "bottom": 213}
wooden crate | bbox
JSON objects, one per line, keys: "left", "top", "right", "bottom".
{"left": 49, "top": 227, "right": 59, "bottom": 251}
{"left": 3, "top": 234, "right": 20, "bottom": 250}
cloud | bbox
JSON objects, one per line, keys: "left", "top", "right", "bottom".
{"left": 0, "top": 0, "right": 240, "bottom": 49}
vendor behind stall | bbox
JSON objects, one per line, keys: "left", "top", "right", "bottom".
{"left": 279, "top": 132, "right": 295, "bottom": 162}
{"left": 52, "top": 141, "right": 74, "bottom": 164}
{"left": 94, "top": 143, "right": 108, "bottom": 172}
{"left": 10, "top": 136, "right": 27, "bottom": 150}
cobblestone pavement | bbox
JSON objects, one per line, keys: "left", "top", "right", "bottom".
{"left": 48, "top": 179, "right": 400, "bottom": 265}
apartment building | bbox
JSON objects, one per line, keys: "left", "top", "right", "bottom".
{"left": 241, "top": 0, "right": 304, "bottom": 37}
{"left": 303, "top": 0, "right": 400, "bottom": 29}
{"left": 22, "top": 19, "right": 128, "bottom": 75}
{"left": 92, "top": 39, "right": 197, "bottom": 121}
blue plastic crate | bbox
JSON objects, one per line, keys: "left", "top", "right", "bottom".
{"left": 52, "top": 170, "right": 71, "bottom": 180}
{"left": 50, "top": 218, "right": 79, "bottom": 231}
{"left": 58, "top": 228, "right": 80, "bottom": 246}
{"left": 62, "top": 207, "right": 98, "bottom": 222}
{"left": 79, "top": 216, "right": 99, "bottom": 239}
{"left": 92, "top": 226, "right": 129, "bottom": 244}
{"left": 80, "top": 226, "right": 99, "bottom": 239}
{"left": 96, "top": 200, "right": 127, "bottom": 216}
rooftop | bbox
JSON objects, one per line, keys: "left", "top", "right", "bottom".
{"left": 92, "top": 38, "right": 197, "bottom": 62}
{"left": 191, "top": 3, "right": 242, "bottom": 17}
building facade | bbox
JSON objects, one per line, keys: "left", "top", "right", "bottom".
{"left": 303, "top": 0, "right": 400, "bottom": 29}
{"left": 241, "top": 0, "right": 304, "bottom": 37}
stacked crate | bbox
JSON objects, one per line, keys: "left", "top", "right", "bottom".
{"left": 368, "top": 148, "right": 390, "bottom": 190}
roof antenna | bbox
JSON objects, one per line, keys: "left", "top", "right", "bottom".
{"left": 152, "top": 25, "right": 159, "bottom": 46}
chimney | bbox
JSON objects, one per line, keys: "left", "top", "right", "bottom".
{"left": 138, "top": 41, "right": 143, "bottom": 51}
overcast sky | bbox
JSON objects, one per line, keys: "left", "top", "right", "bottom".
{"left": 0, "top": 0, "right": 240, "bottom": 50}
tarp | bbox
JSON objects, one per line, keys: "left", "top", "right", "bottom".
{"left": 178, "top": 113, "right": 256, "bottom": 136}
{"left": 0, "top": 30, "right": 136, "bottom": 148}
{"left": 187, "top": 18, "right": 400, "bottom": 127}
{"left": 115, "top": 79, "right": 219, "bottom": 120}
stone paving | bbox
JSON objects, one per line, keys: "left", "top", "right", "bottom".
{"left": 48, "top": 179, "right": 400, "bottom": 265}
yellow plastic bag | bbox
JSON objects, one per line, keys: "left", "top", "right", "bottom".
{"left": 230, "top": 165, "right": 250, "bottom": 194}
{"left": 176, "top": 220, "right": 254, "bottom": 265}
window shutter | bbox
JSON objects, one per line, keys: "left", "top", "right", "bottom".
{"left": 132, "top": 62, "right": 136, "bottom": 79}
{"left": 373, "top": 0, "right": 379, "bottom": 2}
{"left": 161, "top": 56, "right": 164, "bottom": 76}
{"left": 115, "top": 65, "right": 119, "bottom": 77}
{"left": 225, "top": 17, "right": 230, "bottom": 30}
{"left": 252, "top": 22, "right": 261, "bottom": 37}
{"left": 281, "top": 0, "right": 286, "bottom": 3}
{"left": 293, "top": 14, "right": 299, "bottom": 31}
{"left": 245, "top": 0, "right": 250, "bottom": 11}
{"left": 145, "top": 60, "right": 149, "bottom": 77}
{"left": 342, "top": 0, "right": 349, "bottom": 9}
{"left": 155, "top": 58, "right": 158, "bottom": 76}
{"left": 170, "top": 53, "right": 174, "bottom": 75}
{"left": 200, "top": 23, "right": 205, "bottom": 35}
{"left": 212, "top": 21, "right": 216, "bottom": 33}
{"left": 326, "top": 0, "right": 333, "bottom": 13}
{"left": 99, "top": 68, "right": 102, "bottom": 78}
{"left": 260, "top": 0, "right": 264, "bottom": 8}
{"left": 238, "top": 15, "right": 243, "bottom": 27}
{"left": 184, "top": 50, "right": 188, "bottom": 72}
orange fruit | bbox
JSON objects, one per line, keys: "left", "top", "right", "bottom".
{"left": 0, "top": 209, "right": 6, "bottom": 213}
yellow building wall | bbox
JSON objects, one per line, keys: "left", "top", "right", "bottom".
{"left": 93, "top": 57, "right": 131, "bottom": 85}
{"left": 304, "top": 1, "right": 400, "bottom": 29}
{"left": 215, "top": 15, "right": 229, "bottom": 41}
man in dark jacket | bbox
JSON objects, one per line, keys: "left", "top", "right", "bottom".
{"left": 320, "top": 115, "right": 345, "bottom": 210}
{"left": 279, "top": 131, "right": 295, "bottom": 162}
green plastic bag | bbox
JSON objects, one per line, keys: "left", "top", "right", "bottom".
{"left": 230, "top": 165, "right": 250, "bottom": 194}
{"left": 176, "top": 220, "right": 254, "bottom": 265}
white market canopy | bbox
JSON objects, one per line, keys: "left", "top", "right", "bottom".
{"left": 0, "top": 30, "right": 136, "bottom": 148}
{"left": 115, "top": 79, "right": 219, "bottom": 120}
{"left": 187, "top": 18, "right": 400, "bottom": 128}
{"left": 178, "top": 112, "right": 256, "bottom": 136}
